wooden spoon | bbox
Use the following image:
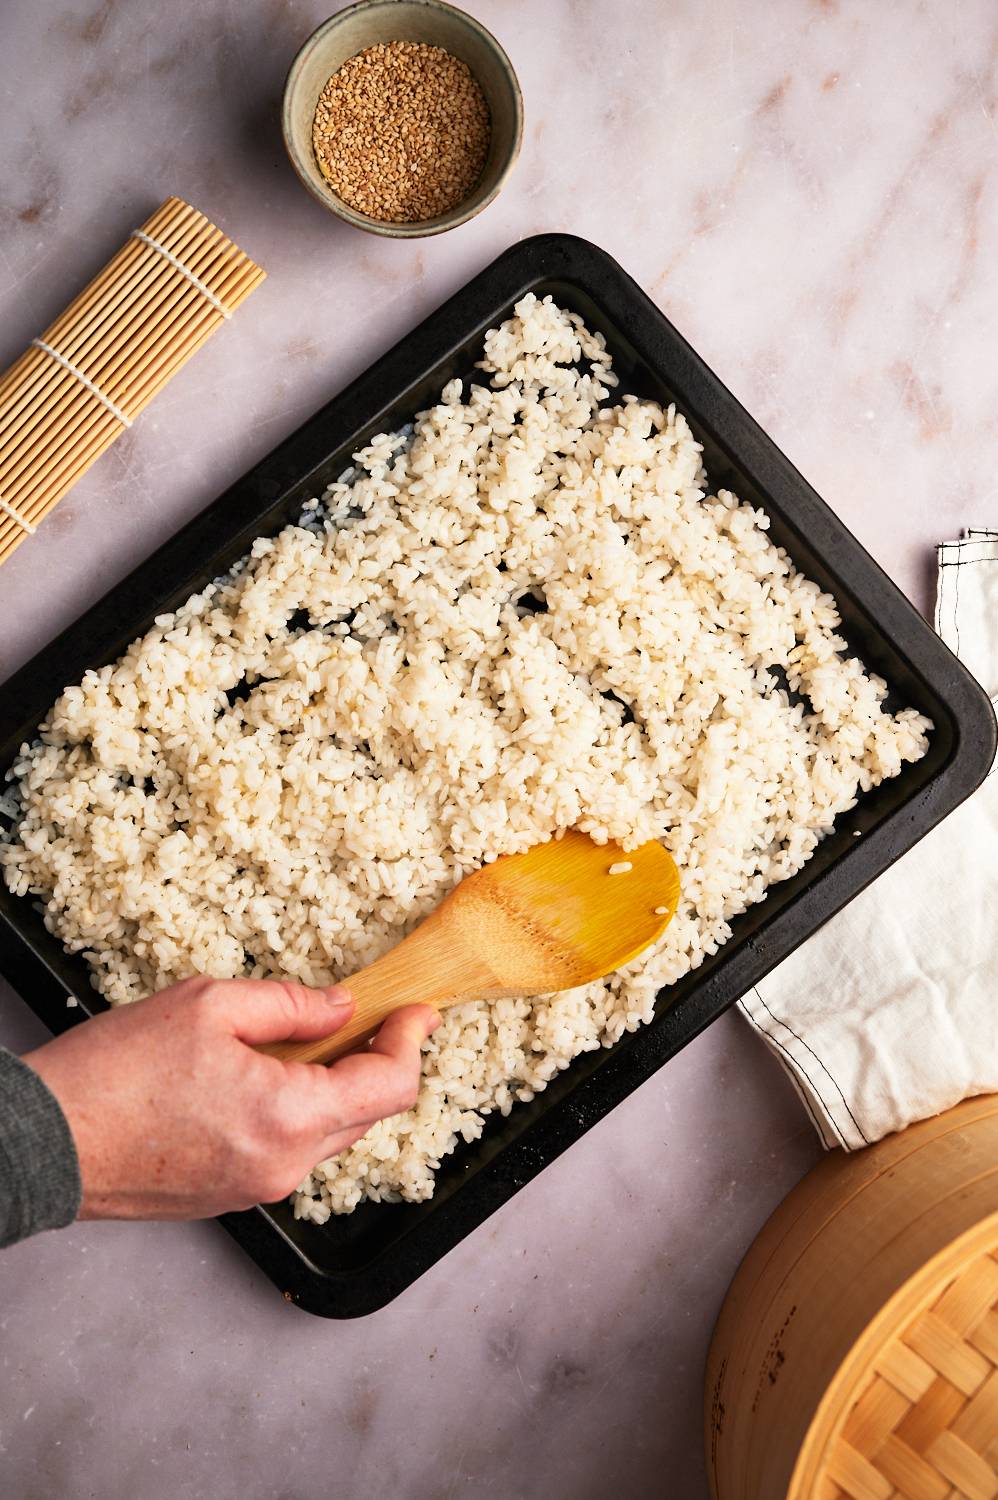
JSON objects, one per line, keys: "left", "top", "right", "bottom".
{"left": 260, "top": 830, "right": 680, "bottom": 1067}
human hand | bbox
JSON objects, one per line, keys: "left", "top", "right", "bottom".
{"left": 23, "top": 977, "right": 439, "bottom": 1221}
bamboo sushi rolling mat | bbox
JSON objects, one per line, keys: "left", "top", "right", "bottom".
{"left": 0, "top": 196, "right": 265, "bottom": 566}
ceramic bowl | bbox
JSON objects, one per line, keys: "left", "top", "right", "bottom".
{"left": 282, "top": 0, "right": 523, "bottom": 237}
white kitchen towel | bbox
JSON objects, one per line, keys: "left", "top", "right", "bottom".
{"left": 739, "top": 531, "right": 998, "bottom": 1150}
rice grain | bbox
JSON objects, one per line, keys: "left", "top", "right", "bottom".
{"left": 0, "top": 295, "right": 931, "bottom": 1219}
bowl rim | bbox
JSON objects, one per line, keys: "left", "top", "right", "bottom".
{"left": 281, "top": 0, "right": 524, "bottom": 238}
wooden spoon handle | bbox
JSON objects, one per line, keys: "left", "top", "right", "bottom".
{"left": 258, "top": 911, "right": 493, "bottom": 1067}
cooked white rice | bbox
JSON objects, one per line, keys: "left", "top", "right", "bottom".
{"left": 0, "top": 295, "right": 931, "bottom": 1218}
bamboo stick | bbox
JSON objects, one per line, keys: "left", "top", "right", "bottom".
{"left": 0, "top": 197, "right": 265, "bottom": 565}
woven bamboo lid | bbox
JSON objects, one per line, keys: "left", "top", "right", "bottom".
{"left": 705, "top": 1095, "right": 998, "bottom": 1500}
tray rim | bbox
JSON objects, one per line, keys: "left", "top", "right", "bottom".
{"left": 1, "top": 232, "right": 994, "bottom": 1317}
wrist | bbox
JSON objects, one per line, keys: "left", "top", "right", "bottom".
{"left": 22, "top": 1043, "right": 105, "bottom": 1219}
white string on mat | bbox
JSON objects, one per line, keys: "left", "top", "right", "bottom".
{"left": 130, "top": 230, "right": 233, "bottom": 319}
{"left": 31, "top": 339, "right": 133, "bottom": 428}
{"left": 0, "top": 494, "right": 36, "bottom": 534}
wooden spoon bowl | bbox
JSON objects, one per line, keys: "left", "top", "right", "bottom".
{"left": 262, "top": 829, "right": 680, "bottom": 1066}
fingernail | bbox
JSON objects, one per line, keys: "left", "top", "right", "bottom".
{"left": 325, "top": 986, "right": 353, "bottom": 1009}
{"left": 426, "top": 1008, "right": 442, "bottom": 1033}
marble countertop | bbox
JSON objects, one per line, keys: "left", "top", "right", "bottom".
{"left": 1, "top": 1, "right": 993, "bottom": 1495}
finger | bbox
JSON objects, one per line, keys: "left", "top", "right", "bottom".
{"left": 313, "top": 1005, "right": 439, "bottom": 1129}
{"left": 369, "top": 1004, "right": 440, "bottom": 1055}
{"left": 314, "top": 1125, "right": 371, "bottom": 1163}
{"left": 213, "top": 980, "right": 354, "bottom": 1045}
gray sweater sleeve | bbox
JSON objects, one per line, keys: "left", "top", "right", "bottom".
{"left": 0, "top": 1048, "right": 81, "bottom": 1248}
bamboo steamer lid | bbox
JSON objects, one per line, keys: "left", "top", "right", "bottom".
{"left": 705, "top": 1095, "right": 998, "bottom": 1500}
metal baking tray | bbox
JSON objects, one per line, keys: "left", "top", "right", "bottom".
{"left": 1, "top": 236, "right": 994, "bottom": 1317}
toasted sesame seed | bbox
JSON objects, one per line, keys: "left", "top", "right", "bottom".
{"left": 311, "top": 41, "right": 491, "bottom": 224}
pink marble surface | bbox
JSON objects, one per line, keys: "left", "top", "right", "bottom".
{"left": 1, "top": 1, "right": 994, "bottom": 1495}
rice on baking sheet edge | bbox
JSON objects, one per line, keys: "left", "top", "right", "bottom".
{"left": 1, "top": 295, "right": 930, "bottom": 1218}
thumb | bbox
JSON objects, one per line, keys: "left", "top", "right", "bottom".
{"left": 216, "top": 980, "right": 354, "bottom": 1046}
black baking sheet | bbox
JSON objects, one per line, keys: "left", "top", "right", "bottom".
{"left": 1, "top": 235, "right": 994, "bottom": 1316}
